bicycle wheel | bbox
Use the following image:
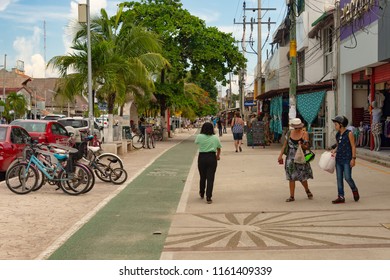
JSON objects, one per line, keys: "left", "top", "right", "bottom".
{"left": 132, "top": 134, "right": 143, "bottom": 149}
{"left": 110, "top": 168, "right": 128, "bottom": 185}
{"left": 32, "top": 168, "right": 46, "bottom": 191}
{"left": 79, "top": 163, "right": 95, "bottom": 193}
{"left": 97, "top": 153, "right": 123, "bottom": 169}
{"left": 5, "top": 163, "right": 38, "bottom": 195}
{"left": 93, "top": 162, "right": 112, "bottom": 182}
{"left": 58, "top": 163, "right": 91, "bottom": 195}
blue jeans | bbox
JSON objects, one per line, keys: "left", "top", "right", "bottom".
{"left": 336, "top": 162, "right": 357, "bottom": 197}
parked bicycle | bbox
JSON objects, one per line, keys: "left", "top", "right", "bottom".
{"left": 5, "top": 141, "right": 93, "bottom": 195}
{"left": 131, "top": 124, "right": 155, "bottom": 149}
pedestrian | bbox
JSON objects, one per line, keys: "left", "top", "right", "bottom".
{"left": 195, "top": 122, "right": 222, "bottom": 204}
{"left": 222, "top": 116, "right": 227, "bottom": 134}
{"left": 217, "top": 117, "right": 223, "bottom": 136}
{"left": 277, "top": 118, "right": 313, "bottom": 202}
{"left": 231, "top": 111, "right": 244, "bottom": 152}
{"left": 331, "top": 115, "right": 359, "bottom": 204}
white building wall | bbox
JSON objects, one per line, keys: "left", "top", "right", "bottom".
{"left": 340, "top": 22, "right": 379, "bottom": 74}
{"left": 298, "top": 0, "right": 336, "bottom": 85}
{"left": 339, "top": 22, "right": 379, "bottom": 120}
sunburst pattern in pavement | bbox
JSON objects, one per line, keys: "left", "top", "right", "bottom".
{"left": 164, "top": 212, "right": 390, "bottom": 251}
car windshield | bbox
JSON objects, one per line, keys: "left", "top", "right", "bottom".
{"left": 0, "top": 127, "right": 7, "bottom": 141}
{"left": 44, "top": 115, "right": 64, "bottom": 120}
{"left": 13, "top": 122, "right": 47, "bottom": 132}
{"left": 58, "top": 120, "right": 88, "bottom": 128}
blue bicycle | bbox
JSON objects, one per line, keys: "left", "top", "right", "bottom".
{"left": 5, "top": 142, "right": 92, "bottom": 195}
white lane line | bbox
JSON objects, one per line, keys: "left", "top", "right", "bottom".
{"left": 176, "top": 154, "right": 198, "bottom": 214}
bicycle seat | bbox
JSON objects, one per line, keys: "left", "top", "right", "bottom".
{"left": 53, "top": 148, "right": 67, "bottom": 154}
{"left": 54, "top": 153, "right": 68, "bottom": 161}
{"left": 87, "top": 146, "right": 100, "bottom": 153}
{"left": 107, "top": 157, "right": 118, "bottom": 163}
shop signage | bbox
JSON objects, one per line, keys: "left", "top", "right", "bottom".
{"left": 244, "top": 101, "right": 256, "bottom": 107}
{"left": 341, "top": 0, "right": 376, "bottom": 24}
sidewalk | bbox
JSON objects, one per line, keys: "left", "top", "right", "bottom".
{"left": 161, "top": 132, "right": 390, "bottom": 259}
{"left": 0, "top": 130, "right": 195, "bottom": 260}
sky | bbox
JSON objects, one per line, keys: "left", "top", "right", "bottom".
{"left": 0, "top": 0, "right": 286, "bottom": 93}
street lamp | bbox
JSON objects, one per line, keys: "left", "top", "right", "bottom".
{"left": 79, "top": 1, "right": 93, "bottom": 132}
{"left": 2, "top": 54, "right": 6, "bottom": 102}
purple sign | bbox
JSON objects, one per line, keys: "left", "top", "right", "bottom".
{"left": 340, "top": 0, "right": 380, "bottom": 41}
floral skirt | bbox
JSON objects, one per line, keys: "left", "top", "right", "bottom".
{"left": 285, "top": 158, "right": 313, "bottom": 181}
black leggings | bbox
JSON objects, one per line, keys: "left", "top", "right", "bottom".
{"left": 198, "top": 152, "right": 218, "bottom": 199}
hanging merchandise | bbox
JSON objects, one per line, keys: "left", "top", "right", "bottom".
{"left": 269, "top": 96, "right": 283, "bottom": 135}
{"left": 297, "top": 91, "right": 326, "bottom": 131}
{"left": 385, "top": 117, "right": 390, "bottom": 138}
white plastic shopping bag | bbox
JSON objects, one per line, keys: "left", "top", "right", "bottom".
{"left": 318, "top": 151, "right": 336, "bottom": 174}
{"left": 294, "top": 145, "right": 306, "bottom": 164}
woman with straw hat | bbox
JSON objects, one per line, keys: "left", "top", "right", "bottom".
{"left": 278, "top": 118, "right": 314, "bottom": 202}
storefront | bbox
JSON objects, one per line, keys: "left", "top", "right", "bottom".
{"left": 351, "top": 64, "right": 390, "bottom": 150}
{"left": 257, "top": 82, "right": 333, "bottom": 146}
{"left": 339, "top": 0, "right": 390, "bottom": 151}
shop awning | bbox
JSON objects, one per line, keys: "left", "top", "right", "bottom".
{"left": 257, "top": 81, "right": 333, "bottom": 100}
{"left": 308, "top": 10, "right": 334, "bottom": 39}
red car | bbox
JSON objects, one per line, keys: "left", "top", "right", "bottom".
{"left": 0, "top": 124, "right": 31, "bottom": 175}
{"left": 10, "top": 120, "right": 71, "bottom": 146}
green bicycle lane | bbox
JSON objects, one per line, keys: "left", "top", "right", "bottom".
{"left": 48, "top": 135, "right": 198, "bottom": 260}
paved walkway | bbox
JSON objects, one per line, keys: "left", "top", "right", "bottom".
{"left": 0, "top": 130, "right": 195, "bottom": 260}
{"left": 162, "top": 133, "right": 390, "bottom": 260}
{"left": 1, "top": 128, "right": 390, "bottom": 260}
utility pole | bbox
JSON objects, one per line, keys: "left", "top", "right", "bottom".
{"left": 288, "top": 0, "right": 297, "bottom": 119}
{"left": 236, "top": 1, "right": 276, "bottom": 119}
{"left": 257, "top": 0, "right": 261, "bottom": 116}
{"left": 2, "top": 54, "right": 6, "bottom": 102}
{"left": 335, "top": 1, "right": 340, "bottom": 116}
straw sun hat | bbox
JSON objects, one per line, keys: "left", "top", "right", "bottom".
{"left": 289, "top": 118, "right": 304, "bottom": 129}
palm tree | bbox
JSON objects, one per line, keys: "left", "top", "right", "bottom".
{"left": 48, "top": 6, "right": 169, "bottom": 142}
{"left": 6, "top": 92, "right": 27, "bottom": 120}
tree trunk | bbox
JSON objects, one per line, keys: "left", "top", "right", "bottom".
{"left": 107, "top": 92, "right": 116, "bottom": 143}
{"left": 159, "top": 69, "right": 168, "bottom": 139}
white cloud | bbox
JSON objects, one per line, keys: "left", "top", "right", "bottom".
{"left": 0, "top": 0, "right": 14, "bottom": 11}
{"left": 63, "top": 0, "right": 110, "bottom": 55}
{"left": 16, "top": 0, "right": 115, "bottom": 78}
{"left": 12, "top": 26, "right": 59, "bottom": 78}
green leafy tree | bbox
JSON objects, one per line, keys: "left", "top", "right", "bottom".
{"left": 6, "top": 92, "right": 27, "bottom": 120}
{"left": 48, "top": 6, "right": 168, "bottom": 141}
{"left": 123, "top": 0, "right": 246, "bottom": 118}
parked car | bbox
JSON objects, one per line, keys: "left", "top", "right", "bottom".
{"left": 57, "top": 117, "right": 103, "bottom": 146}
{"left": 42, "top": 114, "right": 66, "bottom": 120}
{"left": 95, "top": 116, "right": 109, "bottom": 128}
{"left": 0, "top": 124, "right": 31, "bottom": 178}
{"left": 10, "top": 120, "right": 71, "bottom": 146}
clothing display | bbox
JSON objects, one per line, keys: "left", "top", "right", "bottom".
{"left": 372, "top": 123, "right": 382, "bottom": 135}
{"left": 363, "top": 109, "right": 371, "bottom": 125}
{"left": 385, "top": 118, "right": 390, "bottom": 138}
{"left": 372, "top": 108, "right": 382, "bottom": 124}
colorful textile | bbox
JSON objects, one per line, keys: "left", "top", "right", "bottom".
{"left": 297, "top": 91, "right": 326, "bottom": 131}
{"left": 270, "top": 96, "right": 283, "bottom": 135}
